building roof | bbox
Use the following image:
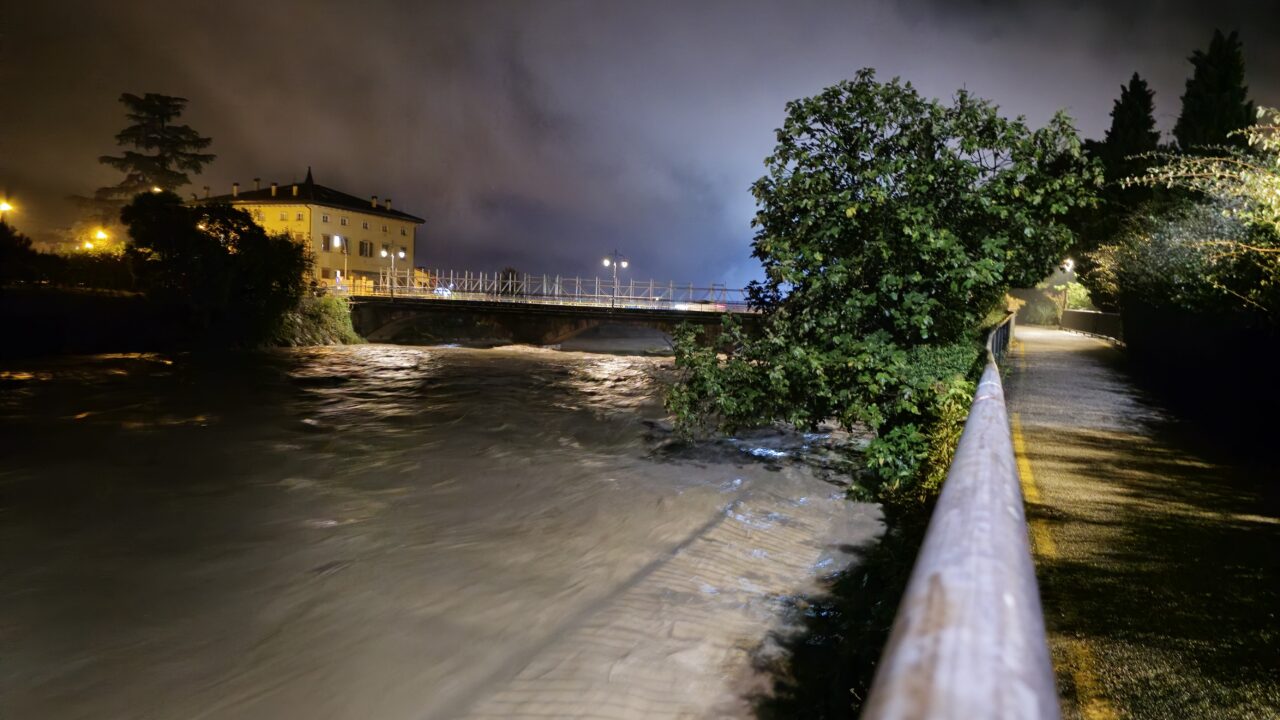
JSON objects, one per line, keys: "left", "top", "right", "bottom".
{"left": 203, "top": 168, "right": 425, "bottom": 223}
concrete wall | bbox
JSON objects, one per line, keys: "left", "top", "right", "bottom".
{"left": 1060, "top": 309, "right": 1123, "bottom": 341}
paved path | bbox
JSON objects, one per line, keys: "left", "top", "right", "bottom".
{"left": 1004, "top": 326, "right": 1279, "bottom": 719}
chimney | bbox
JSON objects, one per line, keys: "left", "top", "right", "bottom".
{"left": 271, "top": 182, "right": 278, "bottom": 197}
{"left": 253, "top": 177, "right": 261, "bottom": 191}
{"left": 292, "top": 184, "right": 299, "bottom": 197}
{"left": 203, "top": 185, "right": 210, "bottom": 198}
{"left": 384, "top": 198, "right": 392, "bottom": 210}
{"left": 371, "top": 195, "right": 378, "bottom": 208}
{"left": 232, "top": 182, "right": 239, "bottom": 198}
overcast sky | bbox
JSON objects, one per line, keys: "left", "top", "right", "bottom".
{"left": 2, "top": 0, "right": 1276, "bottom": 286}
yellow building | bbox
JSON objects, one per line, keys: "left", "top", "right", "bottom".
{"left": 204, "top": 168, "right": 424, "bottom": 287}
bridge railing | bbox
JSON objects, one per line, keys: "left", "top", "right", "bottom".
{"left": 342, "top": 268, "right": 753, "bottom": 312}
{"left": 862, "top": 313, "right": 1060, "bottom": 719}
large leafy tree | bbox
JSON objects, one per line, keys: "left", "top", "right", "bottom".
{"left": 97, "top": 93, "right": 215, "bottom": 202}
{"left": 668, "top": 70, "right": 1096, "bottom": 494}
{"left": 1173, "top": 30, "right": 1254, "bottom": 154}
{"left": 121, "top": 192, "right": 308, "bottom": 342}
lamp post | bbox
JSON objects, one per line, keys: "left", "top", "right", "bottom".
{"left": 601, "top": 250, "right": 629, "bottom": 308}
{"left": 333, "top": 235, "right": 348, "bottom": 291}
{"left": 0, "top": 200, "right": 13, "bottom": 224}
{"left": 381, "top": 247, "right": 406, "bottom": 299}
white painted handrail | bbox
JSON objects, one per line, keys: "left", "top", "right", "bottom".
{"left": 862, "top": 315, "right": 1059, "bottom": 719}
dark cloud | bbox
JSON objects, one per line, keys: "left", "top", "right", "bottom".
{"left": 1, "top": 0, "right": 1276, "bottom": 286}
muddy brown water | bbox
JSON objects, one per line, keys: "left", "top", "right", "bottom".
{"left": 0, "top": 344, "right": 880, "bottom": 719}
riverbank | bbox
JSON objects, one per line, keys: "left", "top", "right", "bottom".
{"left": 1, "top": 286, "right": 362, "bottom": 358}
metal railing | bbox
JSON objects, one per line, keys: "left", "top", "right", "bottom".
{"left": 337, "top": 268, "right": 752, "bottom": 313}
{"left": 862, "top": 313, "right": 1059, "bottom": 719}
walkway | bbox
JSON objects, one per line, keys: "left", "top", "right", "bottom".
{"left": 1004, "top": 326, "right": 1279, "bottom": 719}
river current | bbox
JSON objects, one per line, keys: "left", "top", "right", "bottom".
{"left": 0, "top": 344, "right": 880, "bottom": 719}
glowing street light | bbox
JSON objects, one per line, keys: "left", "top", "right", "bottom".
{"left": 602, "top": 250, "right": 629, "bottom": 307}
{"left": 380, "top": 247, "right": 406, "bottom": 299}
{"left": 83, "top": 241, "right": 95, "bottom": 251}
{"left": 151, "top": 186, "right": 163, "bottom": 193}
{"left": 95, "top": 229, "right": 109, "bottom": 240}
{"left": 0, "top": 200, "right": 13, "bottom": 223}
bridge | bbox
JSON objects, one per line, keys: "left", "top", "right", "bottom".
{"left": 341, "top": 268, "right": 755, "bottom": 345}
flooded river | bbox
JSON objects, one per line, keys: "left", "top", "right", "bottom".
{"left": 0, "top": 344, "right": 880, "bottom": 719}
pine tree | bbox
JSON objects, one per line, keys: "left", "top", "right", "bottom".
{"left": 1173, "top": 30, "right": 1254, "bottom": 154}
{"left": 1096, "top": 73, "right": 1161, "bottom": 183}
{"left": 96, "top": 93, "right": 215, "bottom": 202}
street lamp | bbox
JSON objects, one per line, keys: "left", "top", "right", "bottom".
{"left": 0, "top": 200, "right": 13, "bottom": 224}
{"left": 601, "top": 250, "right": 629, "bottom": 307}
{"left": 381, "top": 247, "right": 406, "bottom": 299}
{"left": 333, "top": 235, "right": 348, "bottom": 290}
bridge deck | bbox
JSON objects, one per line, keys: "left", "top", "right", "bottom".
{"left": 1004, "top": 326, "right": 1279, "bottom": 719}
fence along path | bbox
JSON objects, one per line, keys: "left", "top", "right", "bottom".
{"left": 862, "top": 315, "right": 1060, "bottom": 719}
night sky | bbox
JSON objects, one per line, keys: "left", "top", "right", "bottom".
{"left": 2, "top": 1, "right": 1276, "bottom": 286}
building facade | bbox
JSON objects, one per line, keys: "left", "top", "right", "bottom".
{"left": 204, "top": 169, "right": 424, "bottom": 287}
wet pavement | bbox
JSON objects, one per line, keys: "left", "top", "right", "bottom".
{"left": 1004, "top": 326, "right": 1279, "bottom": 719}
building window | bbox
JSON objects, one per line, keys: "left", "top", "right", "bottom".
{"left": 381, "top": 224, "right": 388, "bottom": 233}
{"left": 321, "top": 234, "right": 333, "bottom": 252}
{"left": 400, "top": 227, "right": 407, "bottom": 236}
{"left": 341, "top": 217, "right": 350, "bottom": 227}
{"left": 253, "top": 209, "right": 264, "bottom": 221}
{"left": 279, "top": 211, "right": 287, "bottom": 221}
{"left": 320, "top": 267, "right": 333, "bottom": 279}
{"left": 296, "top": 212, "right": 304, "bottom": 221}
{"left": 321, "top": 214, "right": 330, "bottom": 223}
{"left": 361, "top": 221, "right": 369, "bottom": 230}
{"left": 359, "top": 240, "right": 373, "bottom": 257}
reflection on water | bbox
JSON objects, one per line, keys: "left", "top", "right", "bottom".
{"left": 0, "top": 344, "right": 880, "bottom": 720}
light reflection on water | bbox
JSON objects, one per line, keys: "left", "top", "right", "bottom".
{"left": 0, "top": 344, "right": 880, "bottom": 720}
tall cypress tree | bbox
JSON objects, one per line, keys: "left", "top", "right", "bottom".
{"left": 96, "top": 93, "right": 216, "bottom": 202}
{"left": 1074, "top": 73, "right": 1163, "bottom": 310}
{"left": 1173, "top": 30, "right": 1254, "bottom": 154}
{"left": 1096, "top": 73, "right": 1161, "bottom": 183}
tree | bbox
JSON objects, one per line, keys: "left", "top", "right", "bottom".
{"left": 121, "top": 192, "right": 308, "bottom": 342}
{"left": 1074, "top": 73, "right": 1163, "bottom": 307}
{"left": 1173, "top": 30, "right": 1254, "bottom": 154}
{"left": 1089, "top": 73, "right": 1161, "bottom": 184}
{"left": 668, "top": 70, "right": 1096, "bottom": 496}
{"left": 97, "top": 93, "right": 215, "bottom": 203}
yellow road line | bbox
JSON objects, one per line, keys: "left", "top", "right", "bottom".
{"left": 1011, "top": 411, "right": 1119, "bottom": 719}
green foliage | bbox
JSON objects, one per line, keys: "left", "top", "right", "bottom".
{"left": 271, "top": 294, "right": 364, "bottom": 346}
{"left": 1052, "top": 281, "right": 1093, "bottom": 311}
{"left": 668, "top": 70, "right": 1095, "bottom": 498}
{"left": 121, "top": 192, "right": 309, "bottom": 344}
{"left": 0, "top": 221, "right": 39, "bottom": 286}
{"left": 1118, "top": 108, "right": 1280, "bottom": 318}
{"left": 97, "top": 93, "right": 216, "bottom": 204}
{"left": 1173, "top": 30, "right": 1255, "bottom": 154}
